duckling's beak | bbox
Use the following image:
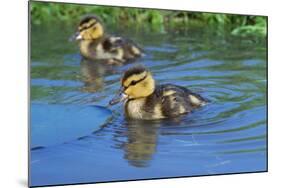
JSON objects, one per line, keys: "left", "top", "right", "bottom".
{"left": 75, "top": 33, "right": 82, "bottom": 40}
{"left": 109, "top": 88, "right": 128, "bottom": 105}
{"left": 69, "top": 32, "right": 82, "bottom": 42}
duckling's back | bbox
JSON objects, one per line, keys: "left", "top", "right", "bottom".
{"left": 102, "top": 36, "right": 143, "bottom": 61}
{"left": 157, "top": 84, "right": 207, "bottom": 118}
{"left": 139, "top": 84, "right": 207, "bottom": 119}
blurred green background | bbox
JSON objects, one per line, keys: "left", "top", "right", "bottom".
{"left": 30, "top": 1, "right": 267, "bottom": 37}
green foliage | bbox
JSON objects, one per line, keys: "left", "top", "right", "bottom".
{"left": 30, "top": 1, "right": 267, "bottom": 37}
{"left": 231, "top": 16, "right": 267, "bottom": 37}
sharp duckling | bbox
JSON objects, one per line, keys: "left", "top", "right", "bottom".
{"left": 74, "top": 15, "right": 143, "bottom": 65}
{"left": 109, "top": 65, "right": 208, "bottom": 120}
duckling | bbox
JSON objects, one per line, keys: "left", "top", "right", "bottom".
{"left": 74, "top": 15, "right": 143, "bottom": 65}
{"left": 109, "top": 65, "right": 207, "bottom": 120}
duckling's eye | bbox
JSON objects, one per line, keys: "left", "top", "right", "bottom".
{"left": 92, "top": 26, "right": 97, "bottom": 31}
{"left": 130, "top": 80, "right": 137, "bottom": 86}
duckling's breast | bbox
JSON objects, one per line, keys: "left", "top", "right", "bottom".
{"left": 125, "top": 96, "right": 165, "bottom": 120}
{"left": 125, "top": 98, "right": 146, "bottom": 119}
{"left": 79, "top": 40, "right": 93, "bottom": 59}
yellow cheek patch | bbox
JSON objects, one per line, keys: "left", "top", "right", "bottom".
{"left": 91, "top": 23, "right": 103, "bottom": 39}
{"left": 124, "top": 86, "right": 132, "bottom": 96}
{"left": 123, "top": 71, "right": 147, "bottom": 87}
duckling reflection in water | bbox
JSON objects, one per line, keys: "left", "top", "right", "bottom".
{"left": 73, "top": 15, "right": 143, "bottom": 65}
{"left": 80, "top": 59, "right": 108, "bottom": 92}
{"left": 109, "top": 65, "right": 207, "bottom": 120}
{"left": 123, "top": 121, "right": 159, "bottom": 167}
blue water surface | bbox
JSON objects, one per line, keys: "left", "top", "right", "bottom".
{"left": 30, "top": 25, "right": 267, "bottom": 186}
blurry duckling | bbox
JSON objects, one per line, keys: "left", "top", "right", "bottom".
{"left": 109, "top": 65, "right": 208, "bottom": 120}
{"left": 73, "top": 15, "right": 143, "bottom": 65}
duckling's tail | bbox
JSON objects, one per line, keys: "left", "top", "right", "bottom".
{"left": 188, "top": 93, "right": 209, "bottom": 107}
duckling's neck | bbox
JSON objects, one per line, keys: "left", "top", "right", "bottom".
{"left": 124, "top": 87, "right": 158, "bottom": 119}
{"left": 79, "top": 37, "right": 104, "bottom": 59}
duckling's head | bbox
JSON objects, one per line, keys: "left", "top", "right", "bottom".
{"left": 122, "top": 66, "right": 155, "bottom": 98}
{"left": 109, "top": 65, "right": 155, "bottom": 105}
{"left": 75, "top": 15, "right": 104, "bottom": 40}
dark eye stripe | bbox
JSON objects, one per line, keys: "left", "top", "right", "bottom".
{"left": 131, "top": 80, "right": 137, "bottom": 85}
{"left": 79, "top": 21, "right": 97, "bottom": 32}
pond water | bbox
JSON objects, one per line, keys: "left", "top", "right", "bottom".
{"left": 30, "top": 24, "right": 267, "bottom": 187}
